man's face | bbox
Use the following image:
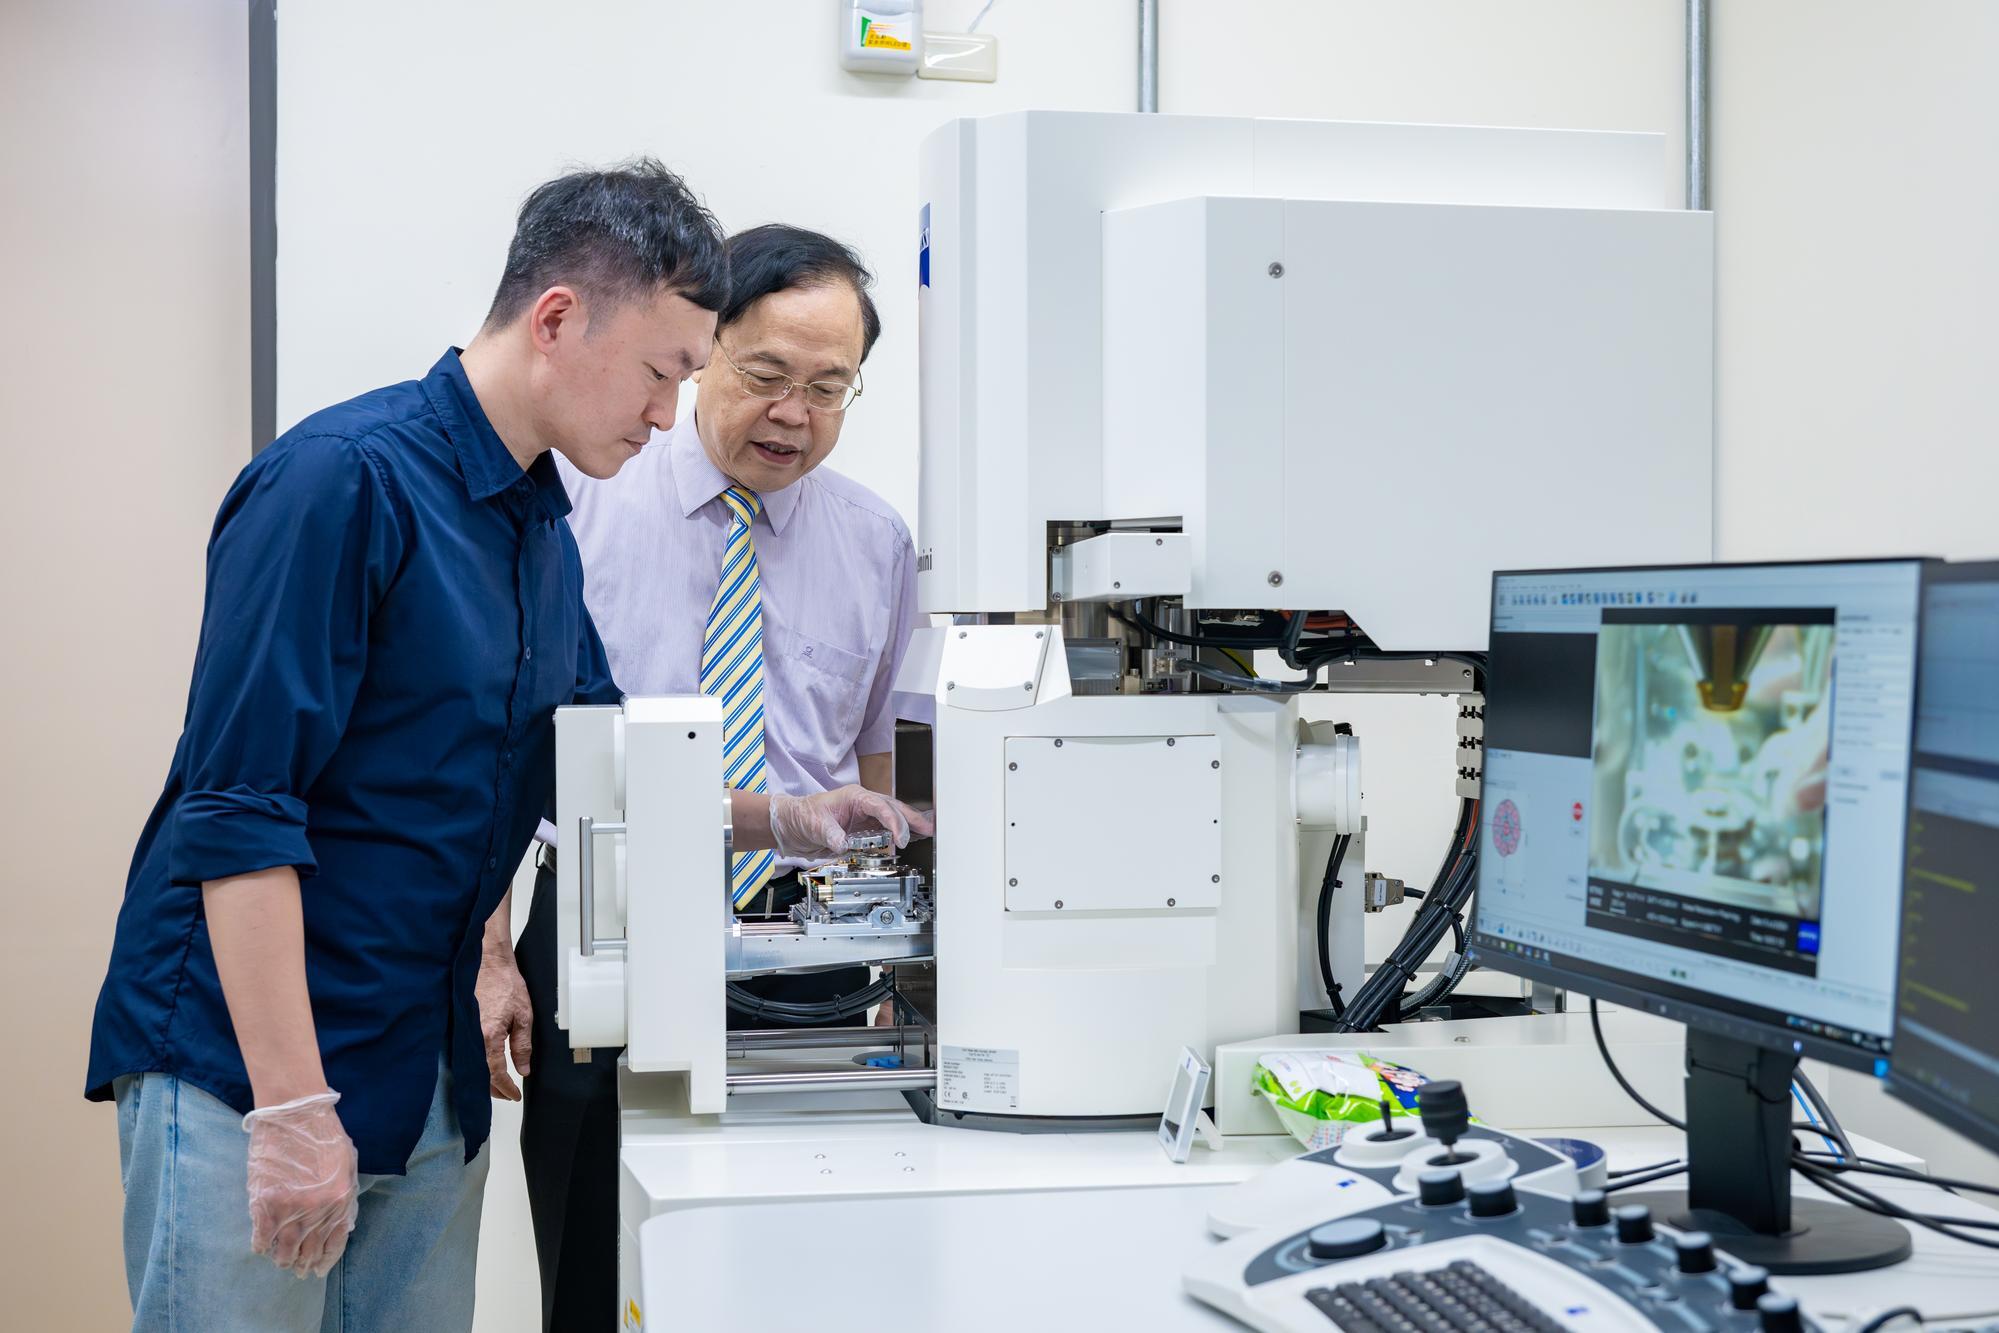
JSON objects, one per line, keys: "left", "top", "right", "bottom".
{"left": 697, "top": 282, "right": 864, "bottom": 493}
{"left": 537, "top": 286, "right": 716, "bottom": 480}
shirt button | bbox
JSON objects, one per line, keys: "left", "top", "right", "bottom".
{"left": 504, "top": 750, "right": 515, "bottom": 763}
{"left": 487, "top": 857, "right": 498, "bottom": 870}
{"left": 523, "top": 647, "right": 533, "bottom": 661}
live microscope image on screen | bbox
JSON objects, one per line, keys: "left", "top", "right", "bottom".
{"left": 1473, "top": 562, "right": 1919, "bottom": 1058}
{"left": 1584, "top": 610, "right": 1835, "bottom": 976}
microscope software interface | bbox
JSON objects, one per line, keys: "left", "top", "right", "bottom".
{"left": 1890, "top": 571, "right": 1999, "bottom": 1145}
{"left": 1473, "top": 561, "right": 1923, "bottom": 1059}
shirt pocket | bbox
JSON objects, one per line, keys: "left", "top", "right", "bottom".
{"left": 775, "top": 625, "right": 872, "bottom": 766}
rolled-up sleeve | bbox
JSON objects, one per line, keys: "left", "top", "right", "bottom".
{"left": 857, "top": 532, "right": 918, "bottom": 758}
{"left": 166, "top": 435, "right": 405, "bottom": 885}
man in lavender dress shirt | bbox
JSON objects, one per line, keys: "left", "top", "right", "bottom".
{"left": 480, "top": 225, "right": 919, "bottom": 1330}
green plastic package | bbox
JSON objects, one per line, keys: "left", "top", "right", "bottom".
{"left": 1254, "top": 1050, "right": 1448, "bottom": 1151}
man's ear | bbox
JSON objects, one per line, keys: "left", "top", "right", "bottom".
{"left": 527, "top": 286, "right": 583, "bottom": 356}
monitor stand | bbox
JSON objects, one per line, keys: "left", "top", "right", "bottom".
{"left": 1626, "top": 1030, "right": 1912, "bottom": 1275}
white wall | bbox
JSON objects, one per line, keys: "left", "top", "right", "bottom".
{"left": 256, "top": 3, "right": 1999, "bottom": 1328}
{"left": 1709, "top": 0, "right": 1999, "bottom": 1189}
{"left": 276, "top": 0, "right": 1148, "bottom": 536}
{"left": 0, "top": 2, "right": 250, "bottom": 1327}
{"left": 1713, "top": 1, "right": 1999, "bottom": 567}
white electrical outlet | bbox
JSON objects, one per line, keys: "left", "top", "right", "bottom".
{"left": 918, "top": 31, "right": 998, "bottom": 82}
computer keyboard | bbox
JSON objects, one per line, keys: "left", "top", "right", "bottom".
{"left": 1186, "top": 1181, "right": 1819, "bottom": 1333}
{"left": 1304, "top": 1258, "right": 1569, "bottom": 1333}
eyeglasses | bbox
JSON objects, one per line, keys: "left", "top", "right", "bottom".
{"left": 713, "top": 341, "right": 863, "bottom": 413}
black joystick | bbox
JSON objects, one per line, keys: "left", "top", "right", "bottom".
{"left": 1418, "top": 1169, "right": 1466, "bottom": 1207}
{"left": 1730, "top": 1268, "right": 1772, "bottom": 1312}
{"left": 1416, "top": 1080, "right": 1475, "bottom": 1167}
{"left": 1364, "top": 1095, "right": 1416, "bottom": 1143}
{"left": 1570, "top": 1190, "right": 1611, "bottom": 1229}
{"left": 1674, "top": 1232, "right": 1717, "bottom": 1274}
{"left": 1614, "top": 1204, "right": 1655, "bottom": 1245}
{"left": 1757, "top": 1293, "right": 1805, "bottom": 1333}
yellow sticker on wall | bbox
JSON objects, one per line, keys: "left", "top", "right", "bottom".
{"left": 624, "top": 1297, "right": 643, "bottom": 1330}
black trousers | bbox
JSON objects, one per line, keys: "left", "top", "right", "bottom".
{"left": 516, "top": 865, "right": 870, "bottom": 1331}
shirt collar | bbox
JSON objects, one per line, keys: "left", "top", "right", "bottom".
{"left": 422, "top": 348, "right": 573, "bottom": 520}
{"left": 668, "top": 407, "right": 801, "bottom": 535}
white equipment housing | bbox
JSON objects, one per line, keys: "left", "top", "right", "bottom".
{"left": 554, "top": 697, "right": 732, "bottom": 1112}
{"left": 903, "top": 626, "right": 1310, "bottom": 1119}
{"left": 916, "top": 111, "right": 1714, "bottom": 645}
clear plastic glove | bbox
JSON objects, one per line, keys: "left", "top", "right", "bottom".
{"left": 242, "top": 1090, "right": 360, "bottom": 1279}
{"left": 769, "top": 785, "right": 935, "bottom": 861}
{"left": 476, "top": 947, "right": 533, "bottom": 1100}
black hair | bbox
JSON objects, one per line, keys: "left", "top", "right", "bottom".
{"left": 719, "top": 224, "right": 882, "bottom": 363}
{"left": 483, "top": 158, "right": 729, "bottom": 328}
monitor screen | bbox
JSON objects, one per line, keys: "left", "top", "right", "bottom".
{"left": 1468, "top": 560, "right": 1924, "bottom": 1070}
{"left": 1888, "top": 565, "right": 1999, "bottom": 1151}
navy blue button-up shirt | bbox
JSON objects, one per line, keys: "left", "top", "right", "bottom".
{"left": 87, "top": 350, "right": 619, "bottom": 1173}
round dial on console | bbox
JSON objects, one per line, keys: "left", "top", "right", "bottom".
{"left": 1467, "top": 1180, "right": 1519, "bottom": 1218}
{"left": 1307, "top": 1218, "right": 1388, "bottom": 1261}
{"left": 1730, "top": 1268, "right": 1772, "bottom": 1311}
{"left": 1570, "top": 1190, "right": 1610, "bottom": 1228}
{"left": 1614, "top": 1204, "right": 1656, "bottom": 1244}
{"left": 1417, "top": 1170, "right": 1466, "bottom": 1207}
{"left": 1674, "top": 1231, "right": 1717, "bottom": 1274}
{"left": 1757, "top": 1293, "right": 1805, "bottom": 1333}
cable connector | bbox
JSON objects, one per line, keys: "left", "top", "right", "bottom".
{"left": 1362, "top": 874, "right": 1405, "bottom": 913}
{"left": 1455, "top": 691, "right": 1485, "bottom": 797}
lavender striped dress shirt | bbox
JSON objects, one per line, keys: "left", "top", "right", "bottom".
{"left": 555, "top": 409, "right": 917, "bottom": 862}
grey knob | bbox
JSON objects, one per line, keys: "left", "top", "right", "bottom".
{"left": 1307, "top": 1218, "right": 1388, "bottom": 1262}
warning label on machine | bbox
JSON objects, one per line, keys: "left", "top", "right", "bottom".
{"left": 937, "top": 1045, "right": 1020, "bottom": 1112}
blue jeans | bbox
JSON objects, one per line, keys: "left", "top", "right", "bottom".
{"left": 115, "top": 1060, "right": 488, "bottom": 1332}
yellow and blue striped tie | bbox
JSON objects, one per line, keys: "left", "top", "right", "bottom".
{"left": 702, "top": 485, "right": 777, "bottom": 910}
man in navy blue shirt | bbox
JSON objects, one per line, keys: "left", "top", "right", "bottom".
{"left": 86, "top": 161, "right": 922, "bottom": 1332}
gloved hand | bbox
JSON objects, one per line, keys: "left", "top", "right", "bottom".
{"left": 769, "top": 786, "right": 935, "bottom": 861}
{"left": 242, "top": 1090, "right": 361, "bottom": 1279}
{"left": 476, "top": 946, "right": 534, "bottom": 1101}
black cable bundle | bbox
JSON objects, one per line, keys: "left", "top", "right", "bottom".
{"left": 724, "top": 974, "right": 897, "bottom": 1026}
{"left": 1315, "top": 832, "right": 1353, "bottom": 1018}
{"left": 1329, "top": 797, "right": 1481, "bottom": 1032}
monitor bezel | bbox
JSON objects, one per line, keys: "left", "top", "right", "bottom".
{"left": 1883, "top": 558, "right": 1999, "bottom": 1152}
{"left": 1465, "top": 555, "right": 1934, "bottom": 1075}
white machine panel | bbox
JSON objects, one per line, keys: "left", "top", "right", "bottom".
{"left": 613, "top": 697, "right": 728, "bottom": 1110}
{"left": 1102, "top": 195, "right": 1714, "bottom": 648}
{"left": 554, "top": 705, "right": 623, "bottom": 1037}
{"left": 916, "top": 110, "right": 1695, "bottom": 620}
{"left": 1002, "top": 732, "right": 1222, "bottom": 913}
{"left": 1049, "top": 531, "right": 1193, "bottom": 602}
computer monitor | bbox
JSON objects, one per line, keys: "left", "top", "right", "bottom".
{"left": 1887, "top": 561, "right": 1999, "bottom": 1155}
{"left": 1468, "top": 559, "right": 1926, "bottom": 1274}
